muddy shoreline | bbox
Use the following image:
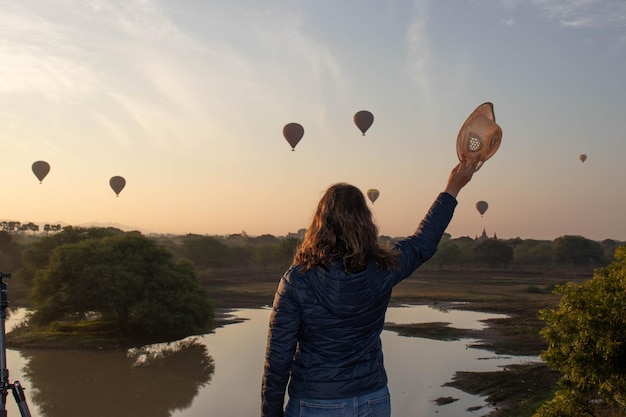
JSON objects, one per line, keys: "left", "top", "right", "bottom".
{"left": 203, "top": 266, "right": 593, "bottom": 416}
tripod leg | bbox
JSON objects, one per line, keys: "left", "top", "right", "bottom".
{"left": 0, "top": 274, "right": 29, "bottom": 417}
{"left": 11, "top": 381, "right": 32, "bottom": 417}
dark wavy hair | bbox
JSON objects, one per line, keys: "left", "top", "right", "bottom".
{"left": 294, "top": 183, "right": 399, "bottom": 273}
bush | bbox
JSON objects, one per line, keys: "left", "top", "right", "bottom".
{"left": 536, "top": 245, "right": 626, "bottom": 416}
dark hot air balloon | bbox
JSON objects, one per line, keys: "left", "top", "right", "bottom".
{"left": 32, "top": 161, "right": 50, "bottom": 183}
{"left": 354, "top": 111, "right": 374, "bottom": 136}
{"left": 366, "top": 189, "right": 379, "bottom": 204}
{"left": 579, "top": 154, "right": 587, "bottom": 163}
{"left": 476, "top": 201, "right": 488, "bottom": 217}
{"left": 283, "top": 123, "right": 304, "bottom": 151}
{"left": 109, "top": 176, "right": 126, "bottom": 196}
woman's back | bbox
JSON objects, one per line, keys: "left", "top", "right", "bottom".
{"left": 285, "top": 261, "right": 394, "bottom": 398}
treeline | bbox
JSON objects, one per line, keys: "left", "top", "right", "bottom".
{"left": 427, "top": 234, "right": 621, "bottom": 270}
{"left": 0, "top": 229, "right": 301, "bottom": 278}
{"left": 160, "top": 233, "right": 302, "bottom": 270}
{"left": 162, "top": 233, "right": 621, "bottom": 271}
{"left": 1, "top": 221, "right": 63, "bottom": 234}
{"left": 2, "top": 228, "right": 620, "bottom": 280}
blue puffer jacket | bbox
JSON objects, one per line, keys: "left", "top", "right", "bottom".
{"left": 261, "top": 192, "right": 457, "bottom": 417}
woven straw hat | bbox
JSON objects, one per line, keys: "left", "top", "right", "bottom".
{"left": 456, "top": 102, "right": 502, "bottom": 171}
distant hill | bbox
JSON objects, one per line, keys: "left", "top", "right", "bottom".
{"left": 76, "top": 222, "right": 153, "bottom": 234}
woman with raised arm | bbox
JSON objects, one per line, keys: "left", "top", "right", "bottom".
{"left": 262, "top": 158, "right": 479, "bottom": 417}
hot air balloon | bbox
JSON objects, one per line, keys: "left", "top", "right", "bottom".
{"left": 579, "top": 154, "right": 587, "bottom": 163}
{"left": 109, "top": 176, "right": 126, "bottom": 196}
{"left": 366, "top": 189, "right": 379, "bottom": 204}
{"left": 476, "top": 201, "right": 488, "bottom": 217}
{"left": 32, "top": 160, "right": 50, "bottom": 183}
{"left": 283, "top": 123, "right": 304, "bottom": 151}
{"left": 354, "top": 110, "right": 374, "bottom": 136}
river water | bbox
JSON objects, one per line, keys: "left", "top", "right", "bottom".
{"left": 5, "top": 305, "right": 539, "bottom": 417}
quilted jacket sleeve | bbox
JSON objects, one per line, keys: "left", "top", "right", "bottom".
{"left": 393, "top": 192, "right": 457, "bottom": 283}
{"left": 261, "top": 273, "right": 301, "bottom": 417}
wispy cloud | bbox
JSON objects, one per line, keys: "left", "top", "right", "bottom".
{"left": 250, "top": 9, "right": 345, "bottom": 95}
{"left": 0, "top": 10, "right": 96, "bottom": 100}
{"left": 531, "top": 0, "right": 626, "bottom": 28}
{"left": 0, "top": 1, "right": 206, "bottom": 151}
{"left": 405, "top": 0, "right": 432, "bottom": 102}
{"left": 1, "top": 1, "right": 336, "bottom": 152}
{"left": 501, "top": 18, "right": 516, "bottom": 26}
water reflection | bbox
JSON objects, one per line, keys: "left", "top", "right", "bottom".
{"left": 6, "top": 305, "right": 538, "bottom": 417}
{"left": 20, "top": 339, "right": 214, "bottom": 417}
{"left": 385, "top": 303, "right": 508, "bottom": 330}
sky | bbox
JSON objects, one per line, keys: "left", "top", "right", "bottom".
{"left": 1, "top": 0, "right": 626, "bottom": 241}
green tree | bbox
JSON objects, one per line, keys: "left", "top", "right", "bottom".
{"left": 601, "top": 239, "right": 622, "bottom": 265}
{"left": 552, "top": 235, "right": 606, "bottom": 266}
{"left": 428, "top": 239, "right": 462, "bottom": 269}
{"left": 452, "top": 237, "right": 476, "bottom": 266}
{"left": 513, "top": 239, "right": 553, "bottom": 266}
{"left": 251, "top": 245, "right": 277, "bottom": 268}
{"left": 19, "top": 226, "right": 124, "bottom": 285}
{"left": 248, "top": 234, "right": 281, "bottom": 245}
{"left": 472, "top": 239, "right": 513, "bottom": 267}
{"left": 228, "top": 244, "right": 253, "bottom": 266}
{"left": 274, "top": 237, "right": 300, "bottom": 267}
{"left": 536, "top": 246, "right": 626, "bottom": 417}
{"left": 30, "top": 233, "right": 213, "bottom": 338}
{"left": 180, "top": 236, "right": 231, "bottom": 269}
{"left": 0, "top": 231, "right": 23, "bottom": 271}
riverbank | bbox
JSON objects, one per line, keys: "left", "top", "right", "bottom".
{"left": 7, "top": 265, "right": 595, "bottom": 416}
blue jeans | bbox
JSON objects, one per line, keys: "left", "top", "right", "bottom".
{"left": 285, "top": 386, "right": 390, "bottom": 417}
